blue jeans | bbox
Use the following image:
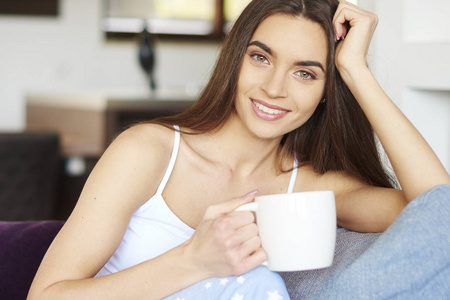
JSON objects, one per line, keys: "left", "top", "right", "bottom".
{"left": 281, "top": 184, "right": 450, "bottom": 299}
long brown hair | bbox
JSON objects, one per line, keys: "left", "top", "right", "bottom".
{"left": 148, "top": 0, "right": 396, "bottom": 188}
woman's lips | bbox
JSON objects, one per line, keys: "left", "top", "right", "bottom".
{"left": 250, "top": 98, "right": 290, "bottom": 121}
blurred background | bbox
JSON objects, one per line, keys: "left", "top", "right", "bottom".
{"left": 0, "top": 0, "right": 449, "bottom": 221}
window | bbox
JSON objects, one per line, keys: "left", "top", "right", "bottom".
{"left": 102, "top": 0, "right": 251, "bottom": 39}
{"left": 223, "top": 0, "right": 252, "bottom": 32}
{"left": 103, "top": 0, "right": 358, "bottom": 39}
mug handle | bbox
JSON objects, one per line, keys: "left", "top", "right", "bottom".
{"left": 235, "top": 202, "right": 268, "bottom": 267}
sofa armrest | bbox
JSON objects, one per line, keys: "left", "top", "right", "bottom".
{"left": 0, "top": 221, "right": 64, "bottom": 299}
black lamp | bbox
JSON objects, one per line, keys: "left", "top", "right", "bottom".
{"left": 138, "top": 22, "right": 156, "bottom": 91}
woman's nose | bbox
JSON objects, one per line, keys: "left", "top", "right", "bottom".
{"left": 261, "top": 69, "right": 288, "bottom": 98}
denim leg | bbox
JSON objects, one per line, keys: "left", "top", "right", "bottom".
{"left": 165, "top": 265, "right": 290, "bottom": 300}
{"left": 322, "top": 184, "right": 450, "bottom": 299}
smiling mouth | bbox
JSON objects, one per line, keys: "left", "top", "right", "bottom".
{"left": 252, "top": 100, "right": 289, "bottom": 115}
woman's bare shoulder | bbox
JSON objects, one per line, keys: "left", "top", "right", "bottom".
{"left": 108, "top": 123, "right": 176, "bottom": 164}
{"left": 80, "top": 123, "right": 178, "bottom": 211}
{"left": 109, "top": 122, "right": 176, "bottom": 173}
{"left": 114, "top": 123, "right": 175, "bottom": 150}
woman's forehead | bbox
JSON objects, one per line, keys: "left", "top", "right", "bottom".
{"left": 250, "top": 14, "right": 328, "bottom": 65}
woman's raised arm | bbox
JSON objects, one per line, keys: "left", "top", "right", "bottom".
{"left": 333, "top": 1, "right": 450, "bottom": 201}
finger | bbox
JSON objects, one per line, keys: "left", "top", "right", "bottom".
{"left": 239, "top": 235, "right": 262, "bottom": 257}
{"left": 227, "top": 237, "right": 265, "bottom": 275}
{"left": 223, "top": 221, "right": 259, "bottom": 248}
{"left": 203, "top": 190, "right": 257, "bottom": 219}
{"left": 337, "top": 0, "right": 360, "bottom": 9}
{"left": 332, "top": 1, "right": 355, "bottom": 31}
{"left": 333, "top": 6, "right": 360, "bottom": 39}
{"left": 333, "top": 2, "right": 374, "bottom": 40}
{"left": 226, "top": 210, "right": 256, "bottom": 228}
{"left": 209, "top": 211, "right": 256, "bottom": 245}
{"left": 237, "top": 247, "right": 268, "bottom": 275}
{"left": 333, "top": 0, "right": 371, "bottom": 22}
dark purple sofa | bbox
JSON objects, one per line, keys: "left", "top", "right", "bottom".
{"left": 0, "top": 221, "right": 64, "bottom": 300}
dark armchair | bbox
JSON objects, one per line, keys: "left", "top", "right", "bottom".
{"left": 0, "top": 132, "right": 60, "bottom": 221}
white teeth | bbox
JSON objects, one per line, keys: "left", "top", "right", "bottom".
{"left": 253, "top": 101, "right": 285, "bottom": 115}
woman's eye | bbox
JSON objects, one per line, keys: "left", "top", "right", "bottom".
{"left": 297, "top": 71, "right": 313, "bottom": 80}
{"left": 252, "top": 54, "right": 268, "bottom": 64}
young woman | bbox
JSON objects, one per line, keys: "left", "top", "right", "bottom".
{"left": 28, "top": 0, "right": 450, "bottom": 299}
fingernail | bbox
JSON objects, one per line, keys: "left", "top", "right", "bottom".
{"left": 335, "top": 32, "right": 340, "bottom": 42}
{"left": 245, "top": 190, "right": 258, "bottom": 196}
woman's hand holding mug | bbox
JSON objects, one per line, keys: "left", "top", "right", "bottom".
{"left": 183, "top": 191, "right": 267, "bottom": 278}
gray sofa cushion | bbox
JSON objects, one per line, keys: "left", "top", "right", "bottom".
{"left": 279, "top": 227, "right": 381, "bottom": 299}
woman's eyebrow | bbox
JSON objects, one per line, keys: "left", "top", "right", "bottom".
{"left": 248, "top": 40, "right": 325, "bottom": 73}
{"left": 248, "top": 40, "right": 272, "bottom": 55}
{"left": 295, "top": 61, "right": 325, "bottom": 73}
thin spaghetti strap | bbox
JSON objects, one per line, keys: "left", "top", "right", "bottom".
{"left": 287, "top": 158, "right": 298, "bottom": 194}
{"left": 156, "top": 125, "right": 180, "bottom": 195}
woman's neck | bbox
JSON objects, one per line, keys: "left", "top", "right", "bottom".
{"left": 185, "top": 115, "right": 288, "bottom": 179}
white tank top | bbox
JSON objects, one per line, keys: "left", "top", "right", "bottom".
{"left": 96, "top": 126, "right": 298, "bottom": 277}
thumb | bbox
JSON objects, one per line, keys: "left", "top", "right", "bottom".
{"left": 203, "top": 190, "right": 257, "bottom": 219}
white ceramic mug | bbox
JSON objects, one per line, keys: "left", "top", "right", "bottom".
{"left": 237, "top": 191, "right": 336, "bottom": 272}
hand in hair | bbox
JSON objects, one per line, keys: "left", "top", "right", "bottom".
{"left": 333, "top": 0, "right": 378, "bottom": 80}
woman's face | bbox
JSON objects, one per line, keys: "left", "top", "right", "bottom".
{"left": 235, "top": 13, "right": 328, "bottom": 140}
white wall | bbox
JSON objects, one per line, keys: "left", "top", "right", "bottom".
{"left": 0, "top": 0, "right": 220, "bottom": 130}
{"left": 361, "top": 0, "right": 450, "bottom": 172}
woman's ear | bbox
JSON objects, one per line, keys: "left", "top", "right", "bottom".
{"left": 320, "top": 91, "right": 327, "bottom": 104}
